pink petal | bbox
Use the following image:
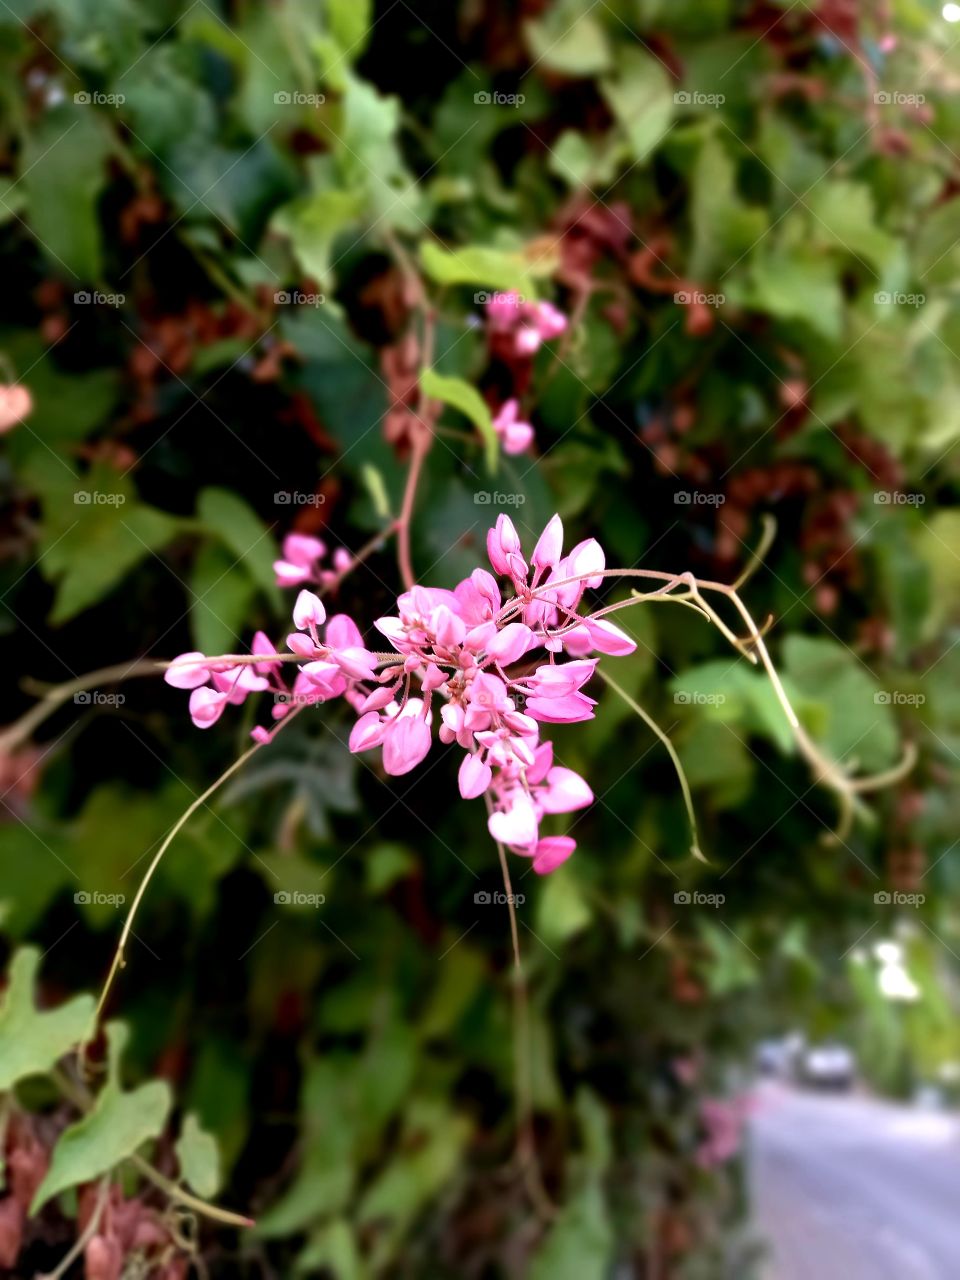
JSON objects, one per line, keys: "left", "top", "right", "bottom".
{"left": 287, "top": 632, "right": 315, "bottom": 657}
{"left": 164, "top": 652, "right": 211, "bottom": 690}
{"left": 502, "top": 421, "right": 534, "bottom": 454}
{"left": 567, "top": 538, "right": 605, "bottom": 588}
{"left": 188, "top": 686, "right": 228, "bottom": 728}
{"left": 488, "top": 794, "right": 538, "bottom": 848}
{"left": 325, "top": 613, "right": 364, "bottom": 650}
{"left": 492, "top": 399, "right": 519, "bottom": 432}
{"left": 382, "top": 716, "right": 432, "bottom": 776}
{"left": 541, "top": 766, "right": 593, "bottom": 813}
{"left": 525, "top": 692, "right": 596, "bottom": 723}
{"left": 487, "top": 514, "right": 522, "bottom": 576}
{"left": 334, "top": 646, "right": 376, "bottom": 681}
{"left": 458, "top": 753, "right": 493, "bottom": 799}
{"left": 487, "top": 623, "right": 535, "bottom": 666}
{"left": 360, "top": 686, "right": 395, "bottom": 713}
{"left": 586, "top": 618, "right": 637, "bottom": 655}
{"left": 532, "top": 836, "right": 576, "bottom": 875}
{"left": 283, "top": 533, "right": 326, "bottom": 566}
{"left": 349, "top": 712, "right": 386, "bottom": 752}
{"left": 274, "top": 560, "right": 312, "bottom": 587}
{"left": 293, "top": 589, "right": 326, "bottom": 631}
{"left": 531, "top": 514, "right": 563, "bottom": 572}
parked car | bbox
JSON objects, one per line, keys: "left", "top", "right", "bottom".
{"left": 799, "top": 1043, "right": 856, "bottom": 1091}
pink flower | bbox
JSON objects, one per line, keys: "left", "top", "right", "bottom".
{"left": 273, "top": 534, "right": 327, "bottom": 587}
{"left": 492, "top": 400, "right": 535, "bottom": 455}
{"left": 0, "top": 384, "right": 32, "bottom": 433}
{"left": 382, "top": 709, "right": 432, "bottom": 776}
{"left": 169, "top": 505, "right": 639, "bottom": 875}
{"left": 292, "top": 589, "right": 326, "bottom": 633}
{"left": 531, "top": 836, "right": 575, "bottom": 874}
{"left": 164, "top": 653, "right": 212, "bottom": 690}
{"left": 458, "top": 752, "right": 492, "bottom": 799}
{"left": 488, "top": 791, "right": 539, "bottom": 847}
{"left": 484, "top": 296, "right": 568, "bottom": 358}
{"left": 188, "top": 686, "right": 229, "bottom": 729}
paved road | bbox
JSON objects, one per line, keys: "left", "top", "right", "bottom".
{"left": 750, "top": 1082, "right": 960, "bottom": 1279}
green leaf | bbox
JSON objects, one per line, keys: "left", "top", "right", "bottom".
{"left": 42, "top": 496, "right": 183, "bottom": 625}
{"left": 365, "top": 843, "right": 416, "bottom": 895}
{"left": 175, "top": 1112, "right": 221, "bottom": 1199}
{"left": 196, "top": 487, "right": 280, "bottom": 603}
{"left": 22, "top": 105, "right": 113, "bottom": 279}
{"left": 295, "top": 1218, "right": 365, "bottom": 1278}
{"left": 0, "top": 949, "right": 95, "bottom": 1091}
{"left": 32, "top": 1022, "right": 172, "bottom": 1211}
{"left": 420, "top": 240, "right": 554, "bottom": 294}
{"left": 327, "top": 0, "right": 372, "bottom": 57}
{"left": 548, "top": 130, "right": 626, "bottom": 190}
{"left": 744, "top": 248, "right": 844, "bottom": 342}
{"left": 358, "top": 1100, "right": 471, "bottom": 1264}
{"left": 190, "top": 540, "right": 258, "bottom": 655}
{"left": 273, "top": 187, "right": 366, "bottom": 285}
{"left": 420, "top": 368, "right": 498, "bottom": 472}
{"left": 0, "top": 824, "right": 74, "bottom": 938}
{"left": 535, "top": 864, "right": 592, "bottom": 944}
{"left": 529, "top": 1181, "right": 613, "bottom": 1280}
{"left": 524, "top": 5, "right": 612, "bottom": 76}
{"left": 600, "top": 47, "right": 675, "bottom": 164}
{"left": 805, "top": 181, "right": 907, "bottom": 291}
{"left": 690, "top": 135, "right": 767, "bottom": 280}
{"left": 782, "top": 635, "right": 900, "bottom": 773}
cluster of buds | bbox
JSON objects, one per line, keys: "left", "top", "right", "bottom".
{"left": 166, "top": 514, "right": 635, "bottom": 874}
{"left": 272, "top": 532, "right": 353, "bottom": 589}
{"left": 484, "top": 294, "right": 567, "bottom": 358}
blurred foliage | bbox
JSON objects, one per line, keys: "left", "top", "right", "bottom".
{"left": 1, "top": 0, "right": 960, "bottom": 1276}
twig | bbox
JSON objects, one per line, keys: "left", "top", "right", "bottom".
{"left": 91, "top": 704, "right": 307, "bottom": 1031}
{"left": 485, "top": 795, "right": 557, "bottom": 1221}
{"left": 38, "top": 1174, "right": 111, "bottom": 1280}
{"left": 597, "top": 668, "right": 705, "bottom": 863}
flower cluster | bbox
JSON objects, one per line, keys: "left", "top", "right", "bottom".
{"left": 484, "top": 294, "right": 567, "bottom": 358}
{"left": 272, "top": 533, "right": 352, "bottom": 589}
{"left": 166, "top": 515, "right": 635, "bottom": 874}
